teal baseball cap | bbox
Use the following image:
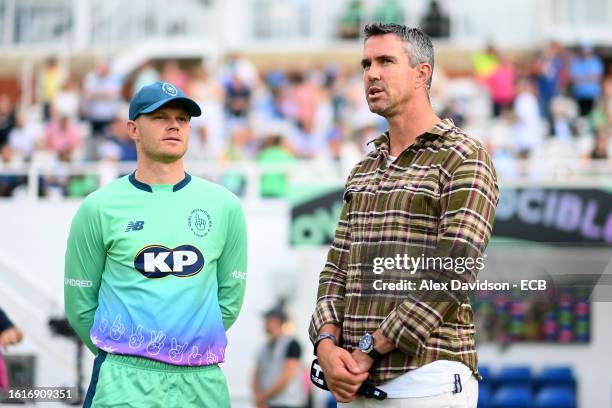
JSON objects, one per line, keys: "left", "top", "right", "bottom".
{"left": 129, "top": 81, "right": 201, "bottom": 120}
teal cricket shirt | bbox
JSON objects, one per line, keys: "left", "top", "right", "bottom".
{"left": 64, "top": 172, "right": 247, "bottom": 366}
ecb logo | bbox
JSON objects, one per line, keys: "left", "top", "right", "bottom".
{"left": 161, "top": 82, "right": 178, "bottom": 96}
{"left": 134, "top": 245, "right": 204, "bottom": 279}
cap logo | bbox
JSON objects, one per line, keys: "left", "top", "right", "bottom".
{"left": 162, "top": 82, "right": 178, "bottom": 96}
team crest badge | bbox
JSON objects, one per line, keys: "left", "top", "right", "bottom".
{"left": 162, "top": 82, "right": 178, "bottom": 96}
{"left": 188, "top": 209, "right": 212, "bottom": 238}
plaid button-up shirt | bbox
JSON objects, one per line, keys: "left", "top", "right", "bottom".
{"left": 309, "top": 119, "right": 499, "bottom": 385}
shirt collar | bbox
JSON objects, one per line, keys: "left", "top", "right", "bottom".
{"left": 128, "top": 171, "right": 192, "bottom": 193}
{"left": 367, "top": 118, "right": 455, "bottom": 153}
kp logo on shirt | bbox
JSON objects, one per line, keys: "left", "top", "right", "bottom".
{"left": 134, "top": 245, "right": 204, "bottom": 278}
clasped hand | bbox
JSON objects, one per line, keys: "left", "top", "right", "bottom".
{"left": 316, "top": 341, "right": 373, "bottom": 403}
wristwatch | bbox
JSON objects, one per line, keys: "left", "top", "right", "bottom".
{"left": 314, "top": 332, "right": 338, "bottom": 355}
{"left": 359, "top": 333, "right": 384, "bottom": 361}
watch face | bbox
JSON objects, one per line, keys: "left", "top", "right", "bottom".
{"left": 359, "top": 333, "right": 373, "bottom": 351}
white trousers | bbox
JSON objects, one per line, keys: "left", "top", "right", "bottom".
{"left": 339, "top": 375, "right": 478, "bottom": 408}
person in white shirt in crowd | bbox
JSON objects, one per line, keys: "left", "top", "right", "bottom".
{"left": 512, "top": 77, "right": 543, "bottom": 159}
{"left": 82, "top": 60, "right": 123, "bottom": 137}
{"left": 8, "top": 111, "right": 43, "bottom": 161}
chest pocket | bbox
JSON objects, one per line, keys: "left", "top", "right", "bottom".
{"left": 342, "top": 183, "right": 367, "bottom": 204}
{"left": 381, "top": 174, "right": 441, "bottom": 236}
{"left": 342, "top": 184, "right": 374, "bottom": 211}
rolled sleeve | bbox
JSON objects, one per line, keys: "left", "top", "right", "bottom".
{"left": 308, "top": 200, "right": 351, "bottom": 344}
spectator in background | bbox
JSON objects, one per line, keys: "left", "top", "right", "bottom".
{"left": 220, "top": 124, "right": 255, "bottom": 195}
{"left": 331, "top": 123, "right": 362, "bottom": 168}
{"left": 161, "top": 60, "right": 188, "bottom": 91}
{"left": 486, "top": 56, "right": 516, "bottom": 117}
{"left": 255, "top": 70, "right": 288, "bottom": 123}
{"left": 100, "top": 115, "right": 137, "bottom": 162}
{"left": 257, "top": 133, "right": 296, "bottom": 198}
{"left": 550, "top": 95, "right": 578, "bottom": 139}
{"left": 0, "top": 145, "right": 27, "bottom": 196}
{"left": 82, "top": 60, "right": 123, "bottom": 137}
{"left": 0, "top": 94, "right": 16, "bottom": 150}
{"left": 185, "top": 109, "right": 208, "bottom": 160}
{"left": 289, "top": 119, "right": 330, "bottom": 159}
{"left": 338, "top": 0, "right": 364, "bottom": 39}
{"left": 512, "top": 77, "right": 542, "bottom": 158}
{"left": 46, "top": 114, "right": 82, "bottom": 160}
{"left": 8, "top": 111, "right": 42, "bottom": 161}
{"left": 589, "top": 76, "right": 612, "bottom": 132}
{"left": 473, "top": 45, "right": 500, "bottom": 81}
{"left": 590, "top": 127, "right": 609, "bottom": 160}
{"left": 0, "top": 307, "right": 23, "bottom": 393}
{"left": 252, "top": 307, "right": 305, "bottom": 408}
{"left": 533, "top": 41, "right": 564, "bottom": 126}
{"left": 440, "top": 98, "right": 466, "bottom": 128}
{"left": 186, "top": 65, "right": 226, "bottom": 158}
{"left": 375, "top": 0, "right": 405, "bottom": 25}
{"left": 224, "top": 72, "right": 253, "bottom": 121}
{"left": 54, "top": 77, "right": 81, "bottom": 121}
{"left": 224, "top": 124, "right": 256, "bottom": 161}
{"left": 220, "top": 54, "right": 257, "bottom": 128}
{"left": 132, "top": 60, "right": 160, "bottom": 95}
{"left": 569, "top": 44, "right": 604, "bottom": 117}
{"left": 41, "top": 57, "right": 64, "bottom": 122}
{"left": 286, "top": 71, "right": 319, "bottom": 132}
{"left": 322, "top": 65, "right": 347, "bottom": 124}
{"left": 220, "top": 53, "right": 258, "bottom": 89}
{"left": 420, "top": 0, "right": 450, "bottom": 38}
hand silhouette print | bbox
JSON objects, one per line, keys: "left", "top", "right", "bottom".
{"left": 99, "top": 316, "right": 109, "bottom": 333}
{"left": 146, "top": 331, "right": 166, "bottom": 355}
{"left": 129, "top": 325, "right": 144, "bottom": 349}
{"left": 205, "top": 346, "right": 218, "bottom": 364}
{"left": 109, "top": 315, "right": 126, "bottom": 340}
{"left": 187, "top": 346, "right": 203, "bottom": 366}
{"left": 169, "top": 338, "right": 188, "bottom": 363}
{"left": 194, "top": 213, "right": 205, "bottom": 230}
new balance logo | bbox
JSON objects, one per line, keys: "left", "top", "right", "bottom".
{"left": 125, "top": 221, "right": 145, "bottom": 232}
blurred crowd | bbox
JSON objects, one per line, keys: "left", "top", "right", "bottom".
{"left": 473, "top": 42, "right": 611, "bottom": 159}
{"left": 0, "top": 38, "right": 611, "bottom": 197}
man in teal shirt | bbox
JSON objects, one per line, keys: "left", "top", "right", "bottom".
{"left": 64, "top": 81, "right": 247, "bottom": 407}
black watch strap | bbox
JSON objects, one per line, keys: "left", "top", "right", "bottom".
{"left": 366, "top": 346, "right": 384, "bottom": 361}
{"left": 314, "top": 332, "right": 338, "bottom": 355}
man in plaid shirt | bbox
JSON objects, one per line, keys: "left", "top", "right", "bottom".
{"left": 309, "top": 23, "right": 499, "bottom": 406}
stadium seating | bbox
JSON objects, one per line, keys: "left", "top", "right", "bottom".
{"left": 534, "top": 386, "right": 576, "bottom": 408}
{"left": 496, "top": 366, "right": 533, "bottom": 386}
{"left": 478, "top": 365, "right": 578, "bottom": 408}
{"left": 535, "top": 366, "right": 576, "bottom": 389}
{"left": 478, "top": 384, "right": 493, "bottom": 408}
{"left": 491, "top": 386, "right": 532, "bottom": 408}
{"left": 479, "top": 365, "right": 492, "bottom": 384}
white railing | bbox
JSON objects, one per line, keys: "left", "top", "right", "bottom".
{"left": 0, "top": 159, "right": 611, "bottom": 202}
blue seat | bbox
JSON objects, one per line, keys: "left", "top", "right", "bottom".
{"left": 491, "top": 386, "right": 532, "bottom": 408}
{"left": 478, "top": 384, "right": 492, "bottom": 408}
{"left": 536, "top": 366, "right": 575, "bottom": 389}
{"left": 479, "top": 366, "right": 492, "bottom": 384}
{"left": 496, "top": 366, "right": 532, "bottom": 386}
{"left": 534, "top": 386, "right": 576, "bottom": 408}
